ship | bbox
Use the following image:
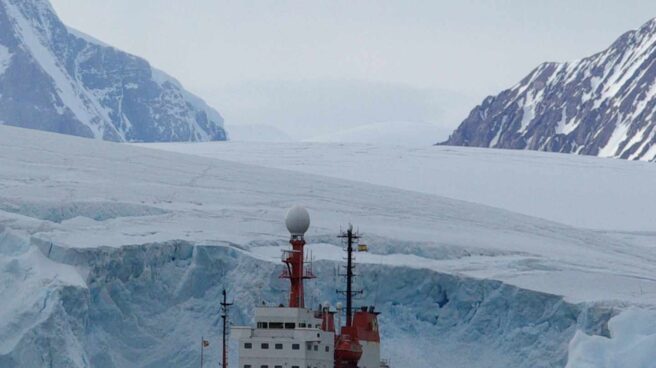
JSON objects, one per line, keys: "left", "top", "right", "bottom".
{"left": 232, "top": 205, "right": 390, "bottom": 368}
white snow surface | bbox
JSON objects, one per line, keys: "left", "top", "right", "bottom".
{"left": 3, "top": 125, "right": 656, "bottom": 367}
{"left": 138, "top": 141, "right": 656, "bottom": 232}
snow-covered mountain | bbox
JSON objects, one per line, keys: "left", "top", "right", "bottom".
{"left": 442, "top": 18, "right": 656, "bottom": 161}
{"left": 0, "top": 0, "right": 226, "bottom": 142}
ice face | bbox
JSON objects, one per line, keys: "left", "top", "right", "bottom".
{"left": 566, "top": 308, "right": 656, "bottom": 368}
{"left": 0, "top": 232, "right": 616, "bottom": 368}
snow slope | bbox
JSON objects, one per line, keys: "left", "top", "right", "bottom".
{"left": 139, "top": 141, "right": 656, "bottom": 232}
{"left": 2, "top": 125, "right": 655, "bottom": 367}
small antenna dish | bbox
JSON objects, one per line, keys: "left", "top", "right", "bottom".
{"left": 285, "top": 205, "right": 310, "bottom": 236}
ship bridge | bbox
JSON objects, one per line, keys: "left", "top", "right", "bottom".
{"left": 233, "top": 306, "right": 334, "bottom": 368}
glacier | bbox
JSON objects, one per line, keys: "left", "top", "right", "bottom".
{"left": 0, "top": 231, "right": 617, "bottom": 368}
{"left": 138, "top": 140, "right": 656, "bottom": 232}
{"left": 1, "top": 125, "right": 656, "bottom": 367}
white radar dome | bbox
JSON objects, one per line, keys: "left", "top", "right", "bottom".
{"left": 285, "top": 205, "right": 310, "bottom": 236}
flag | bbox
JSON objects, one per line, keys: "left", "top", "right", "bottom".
{"left": 202, "top": 340, "right": 210, "bottom": 348}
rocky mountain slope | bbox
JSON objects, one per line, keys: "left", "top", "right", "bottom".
{"left": 0, "top": 0, "right": 226, "bottom": 142}
{"left": 442, "top": 18, "right": 656, "bottom": 161}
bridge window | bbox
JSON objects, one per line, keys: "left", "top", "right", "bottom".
{"left": 284, "top": 322, "right": 296, "bottom": 329}
{"left": 244, "top": 343, "right": 252, "bottom": 349}
{"left": 292, "top": 344, "right": 300, "bottom": 350}
{"left": 275, "top": 343, "right": 283, "bottom": 350}
{"left": 269, "top": 322, "right": 284, "bottom": 329}
{"left": 257, "top": 322, "right": 268, "bottom": 328}
{"left": 261, "top": 343, "right": 269, "bottom": 349}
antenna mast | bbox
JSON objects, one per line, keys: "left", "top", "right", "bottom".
{"left": 281, "top": 206, "right": 314, "bottom": 308}
{"left": 220, "top": 289, "right": 233, "bottom": 368}
{"left": 338, "top": 224, "right": 363, "bottom": 327}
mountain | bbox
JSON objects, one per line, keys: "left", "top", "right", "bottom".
{"left": 0, "top": 0, "right": 226, "bottom": 142}
{"left": 441, "top": 18, "right": 656, "bottom": 162}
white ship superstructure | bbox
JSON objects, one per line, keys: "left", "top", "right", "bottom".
{"left": 232, "top": 206, "right": 389, "bottom": 368}
{"left": 233, "top": 307, "right": 334, "bottom": 368}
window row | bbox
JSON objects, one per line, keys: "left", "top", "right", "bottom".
{"left": 244, "top": 342, "right": 301, "bottom": 350}
{"left": 256, "top": 322, "right": 321, "bottom": 329}
{"left": 243, "top": 342, "right": 330, "bottom": 353}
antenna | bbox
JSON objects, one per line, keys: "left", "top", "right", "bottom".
{"left": 337, "top": 223, "right": 363, "bottom": 327}
{"left": 220, "top": 289, "right": 233, "bottom": 368}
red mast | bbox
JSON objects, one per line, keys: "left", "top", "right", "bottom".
{"left": 281, "top": 206, "right": 314, "bottom": 308}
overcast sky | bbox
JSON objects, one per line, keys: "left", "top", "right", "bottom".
{"left": 50, "top": 0, "right": 656, "bottom": 139}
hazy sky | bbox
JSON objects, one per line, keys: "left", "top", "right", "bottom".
{"left": 50, "top": 0, "right": 656, "bottom": 139}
